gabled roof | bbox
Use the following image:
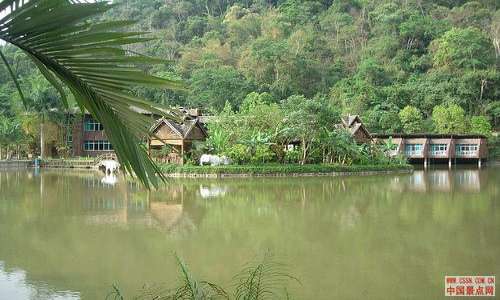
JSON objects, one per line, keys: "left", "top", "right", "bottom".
{"left": 150, "top": 117, "right": 207, "bottom": 139}
{"left": 342, "top": 115, "right": 363, "bottom": 127}
{"left": 340, "top": 115, "right": 371, "bottom": 139}
{"left": 151, "top": 118, "right": 183, "bottom": 138}
{"left": 349, "top": 122, "right": 370, "bottom": 137}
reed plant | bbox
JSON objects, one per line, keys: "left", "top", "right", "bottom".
{"left": 107, "top": 253, "right": 299, "bottom": 300}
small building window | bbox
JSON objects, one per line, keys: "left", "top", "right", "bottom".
{"left": 429, "top": 144, "right": 447, "bottom": 155}
{"left": 405, "top": 144, "right": 423, "bottom": 156}
{"left": 84, "top": 118, "right": 104, "bottom": 132}
{"left": 84, "top": 140, "right": 113, "bottom": 151}
{"left": 455, "top": 144, "right": 478, "bottom": 156}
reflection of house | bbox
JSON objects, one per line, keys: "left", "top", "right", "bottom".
{"left": 454, "top": 170, "right": 481, "bottom": 192}
{"left": 391, "top": 170, "right": 482, "bottom": 193}
{"left": 428, "top": 170, "right": 451, "bottom": 191}
{"left": 408, "top": 171, "right": 427, "bottom": 192}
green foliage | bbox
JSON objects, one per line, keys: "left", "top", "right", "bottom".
{"left": 282, "top": 94, "right": 340, "bottom": 164}
{"left": 159, "top": 163, "right": 413, "bottom": 175}
{"left": 225, "top": 144, "right": 251, "bottom": 164}
{"left": 250, "top": 145, "right": 276, "bottom": 164}
{"left": 399, "top": 105, "right": 423, "bottom": 133}
{"left": 488, "top": 135, "right": 500, "bottom": 160}
{"left": 206, "top": 123, "right": 232, "bottom": 154}
{"left": 0, "top": 0, "right": 184, "bottom": 188}
{"left": 188, "top": 66, "right": 252, "bottom": 111}
{"left": 432, "top": 103, "right": 467, "bottom": 133}
{"left": 115, "top": 253, "right": 298, "bottom": 300}
{"left": 469, "top": 116, "right": 492, "bottom": 136}
{"left": 0, "top": 116, "right": 21, "bottom": 146}
{"left": 432, "top": 27, "right": 495, "bottom": 70}
{"left": 2, "top": 0, "right": 499, "bottom": 168}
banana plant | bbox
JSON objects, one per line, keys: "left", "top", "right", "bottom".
{"left": 0, "top": 0, "right": 184, "bottom": 188}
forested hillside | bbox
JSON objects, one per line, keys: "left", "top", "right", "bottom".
{"left": 104, "top": 0, "right": 499, "bottom": 133}
{"left": 1, "top": 0, "right": 499, "bottom": 139}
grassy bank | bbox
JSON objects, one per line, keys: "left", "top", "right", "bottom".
{"left": 159, "top": 163, "right": 413, "bottom": 176}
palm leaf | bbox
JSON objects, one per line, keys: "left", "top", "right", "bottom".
{"left": 0, "top": 48, "right": 27, "bottom": 107}
{"left": 0, "top": 0, "right": 185, "bottom": 188}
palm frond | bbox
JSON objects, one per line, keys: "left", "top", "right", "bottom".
{"left": 0, "top": 0, "right": 185, "bottom": 188}
{"left": 0, "top": 48, "right": 26, "bottom": 107}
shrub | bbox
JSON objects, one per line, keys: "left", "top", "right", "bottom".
{"left": 470, "top": 116, "right": 492, "bottom": 137}
{"left": 284, "top": 148, "right": 301, "bottom": 164}
{"left": 250, "top": 145, "right": 276, "bottom": 164}
{"left": 159, "top": 163, "right": 413, "bottom": 175}
{"left": 224, "top": 144, "right": 251, "bottom": 164}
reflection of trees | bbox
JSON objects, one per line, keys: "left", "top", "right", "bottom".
{"left": 0, "top": 169, "right": 498, "bottom": 299}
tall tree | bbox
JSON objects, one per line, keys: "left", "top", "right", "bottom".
{"left": 0, "top": 0, "right": 183, "bottom": 187}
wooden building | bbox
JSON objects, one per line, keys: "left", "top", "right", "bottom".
{"left": 372, "top": 133, "right": 488, "bottom": 168}
{"left": 147, "top": 117, "right": 208, "bottom": 165}
{"left": 339, "top": 115, "right": 372, "bottom": 144}
{"left": 71, "top": 109, "right": 207, "bottom": 162}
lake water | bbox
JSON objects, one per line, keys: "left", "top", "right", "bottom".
{"left": 0, "top": 167, "right": 498, "bottom": 299}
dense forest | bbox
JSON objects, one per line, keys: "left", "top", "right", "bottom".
{"left": 0, "top": 0, "right": 499, "bottom": 158}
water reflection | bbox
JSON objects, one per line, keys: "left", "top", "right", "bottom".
{"left": 199, "top": 184, "right": 229, "bottom": 198}
{"left": 100, "top": 174, "right": 118, "bottom": 186}
{"left": 391, "top": 169, "right": 484, "bottom": 193}
{"left": 0, "top": 168, "right": 498, "bottom": 300}
{"left": 0, "top": 262, "right": 79, "bottom": 300}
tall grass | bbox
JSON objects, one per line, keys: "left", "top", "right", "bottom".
{"left": 111, "top": 253, "right": 299, "bottom": 300}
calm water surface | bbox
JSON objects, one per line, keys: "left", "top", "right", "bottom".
{"left": 0, "top": 167, "right": 498, "bottom": 299}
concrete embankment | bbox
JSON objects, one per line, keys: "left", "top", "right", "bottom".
{"left": 0, "top": 160, "right": 31, "bottom": 169}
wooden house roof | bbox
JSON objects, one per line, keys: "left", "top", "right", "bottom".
{"left": 340, "top": 115, "right": 371, "bottom": 139}
{"left": 150, "top": 118, "right": 207, "bottom": 140}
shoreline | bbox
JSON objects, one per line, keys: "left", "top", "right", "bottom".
{"left": 0, "top": 161, "right": 414, "bottom": 178}
{"left": 159, "top": 164, "right": 414, "bottom": 178}
{"left": 162, "top": 169, "right": 414, "bottom": 178}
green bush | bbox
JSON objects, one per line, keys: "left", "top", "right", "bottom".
{"left": 159, "top": 163, "right": 413, "bottom": 175}
{"left": 224, "top": 143, "right": 251, "bottom": 164}
{"left": 488, "top": 135, "right": 500, "bottom": 160}
{"left": 284, "top": 148, "right": 301, "bottom": 164}
{"left": 250, "top": 145, "right": 276, "bottom": 164}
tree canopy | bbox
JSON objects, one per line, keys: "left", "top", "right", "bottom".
{"left": 1, "top": 0, "right": 498, "bottom": 166}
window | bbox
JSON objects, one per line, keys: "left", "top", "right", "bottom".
{"left": 84, "top": 140, "right": 113, "bottom": 151}
{"left": 430, "top": 144, "right": 447, "bottom": 155}
{"left": 405, "top": 144, "right": 423, "bottom": 156}
{"left": 455, "top": 144, "right": 478, "bottom": 156}
{"left": 84, "top": 118, "right": 104, "bottom": 131}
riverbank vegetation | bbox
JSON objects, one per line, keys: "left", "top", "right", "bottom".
{"left": 178, "top": 94, "right": 408, "bottom": 166}
{"left": 160, "top": 163, "right": 412, "bottom": 176}
{"left": 1, "top": 0, "right": 499, "bottom": 162}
